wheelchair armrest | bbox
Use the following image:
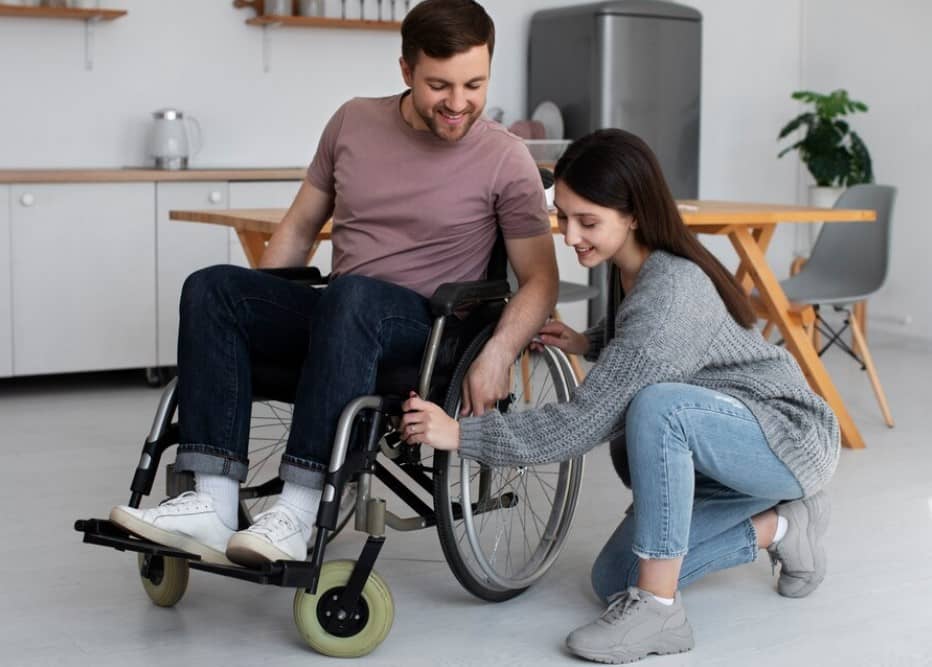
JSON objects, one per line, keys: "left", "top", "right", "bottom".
{"left": 257, "top": 266, "right": 326, "bottom": 285}
{"left": 429, "top": 279, "right": 512, "bottom": 317}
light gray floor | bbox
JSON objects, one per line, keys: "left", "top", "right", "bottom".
{"left": 2, "top": 331, "right": 931, "bottom": 667}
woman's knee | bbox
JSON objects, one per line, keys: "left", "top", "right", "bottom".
{"left": 625, "top": 383, "right": 688, "bottom": 459}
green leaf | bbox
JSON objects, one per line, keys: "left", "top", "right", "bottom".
{"left": 778, "top": 113, "right": 813, "bottom": 139}
{"left": 848, "top": 131, "right": 874, "bottom": 185}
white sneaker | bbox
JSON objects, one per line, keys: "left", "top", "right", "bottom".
{"left": 110, "top": 491, "right": 235, "bottom": 566}
{"left": 226, "top": 505, "right": 310, "bottom": 567}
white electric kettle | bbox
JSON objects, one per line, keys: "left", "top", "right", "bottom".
{"left": 148, "top": 108, "right": 202, "bottom": 170}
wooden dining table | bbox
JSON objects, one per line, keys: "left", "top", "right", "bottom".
{"left": 170, "top": 200, "right": 876, "bottom": 449}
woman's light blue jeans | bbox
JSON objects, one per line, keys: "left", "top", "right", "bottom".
{"left": 591, "top": 383, "right": 804, "bottom": 602}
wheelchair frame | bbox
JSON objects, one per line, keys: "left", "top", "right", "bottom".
{"left": 75, "top": 270, "right": 584, "bottom": 656}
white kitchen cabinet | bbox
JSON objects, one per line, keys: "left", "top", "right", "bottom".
{"left": 227, "top": 180, "right": 332, "bottom": 273}
{"left": 0, "top": 186, "right": 12, "bottom": 377}
{"left": 11, "top": 183, "right": 156, "bottom": 375}
{"left": 156, "top": 182, "right": 230, "bottom": 366}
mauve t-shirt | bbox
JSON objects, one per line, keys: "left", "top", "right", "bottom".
{"left": 306, "top": 93, "right": 550, "bottom": 298}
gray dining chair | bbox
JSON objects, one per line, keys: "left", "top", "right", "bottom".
{"left": 761, "top": 184, "right": 897, "bottom": 427}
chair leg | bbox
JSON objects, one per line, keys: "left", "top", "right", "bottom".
{"left": 852, "top": 301, "right": 867, "bottom": 358}
{"left": 521, "top": 349, "right": 532, "bottom": 404}
{"left": 567, "top": 352, "right": 586, "bottom": 384}
{"left": 761, "top": 320, "right": 775, "bottom": 341}
{"left": 848, "top": 314, "right": 895, "bottom": 428}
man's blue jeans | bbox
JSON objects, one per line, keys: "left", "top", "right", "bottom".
{"left": 173, "top": 266, "right": 433, "bottom": 490}
{"left": 591, "top": 383, "right": 804, "bottom": 602}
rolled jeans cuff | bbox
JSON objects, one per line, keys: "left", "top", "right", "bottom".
{"left": 175, "top": 444, "right": 248, "bottom": 482}
{"left": 279, "top": 455, "right": 327, "bottom": 490}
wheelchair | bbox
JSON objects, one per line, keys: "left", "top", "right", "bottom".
{"left": 75, "top": 253, "right": 584, "bottom": 657}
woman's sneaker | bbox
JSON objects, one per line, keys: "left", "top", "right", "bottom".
{"left": 767, "top": 490, "right": 830, "bottom": 598}
{"left": 110, "top": 491, "right": 235, "bottom": 566}
{"left": 226, "top": 505, "right": 310, "bottom": 567}
{"left": 565, "top": 587, "right": 694, "bottom": 664}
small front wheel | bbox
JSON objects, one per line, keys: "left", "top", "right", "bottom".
{"left": 293, "top": 560, "right": 394, "bottom": 657}
{"left": 138, "top": 553, "right": 189, "bottom": 607}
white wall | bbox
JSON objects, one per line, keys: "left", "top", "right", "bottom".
{"left": 1, "top": 0, "right": 926, "bottom": 340}
{"left": 801, "top": 0, "right": 932, "bottom": 341}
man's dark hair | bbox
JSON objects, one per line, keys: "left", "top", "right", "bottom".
{"left": 401, "top": 0, "right": 495, "bottom": 69}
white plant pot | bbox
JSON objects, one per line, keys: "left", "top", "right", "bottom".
{"left": 808, "top": 185, "right": 844, "bottom": 209}
{"left": 795, "top": 185, "right": 845, "bottom": 258}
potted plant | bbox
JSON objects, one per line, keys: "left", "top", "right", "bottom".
{"left": 778, "top": 89, "right": 873, "bottom": 209}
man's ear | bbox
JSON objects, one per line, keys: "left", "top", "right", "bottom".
{"left": 400, "top": 56, "right": 414, "bottom": 87}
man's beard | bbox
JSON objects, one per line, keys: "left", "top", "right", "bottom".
{"left": 415, "top": 101, "right": 482, "bottom": 142}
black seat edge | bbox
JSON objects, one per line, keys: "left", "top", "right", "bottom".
{"left": 257, "top": 267, "right": 326, "bottom": 285}
{"left": 429, "top": 280, "right": 511, "bottom": 317}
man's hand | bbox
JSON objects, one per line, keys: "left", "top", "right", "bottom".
{"left": 460, "top": 341, "right": 513, "bottom": 416}
{"left": 401, "top": 392, "right": 460, "bottom": 451}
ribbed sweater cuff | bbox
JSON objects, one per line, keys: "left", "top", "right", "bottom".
{"left": 457, "top": 417, "right": 486, "bottom": 462}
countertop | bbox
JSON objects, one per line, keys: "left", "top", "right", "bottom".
{"left": 0, "top": 167, "right": 307, "bottom": 183}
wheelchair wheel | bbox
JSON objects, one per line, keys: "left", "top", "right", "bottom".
{"left": 293, "top": 559, "right": 394, "bottom": 657}
{"left": 239, "top": 400, "right": 356, "bottom": 539}
{"left": 137, "top": 553, "right": 189, "bottom": 607}
{"left": 433, "top": 325, "right": 584, "bottom": 602}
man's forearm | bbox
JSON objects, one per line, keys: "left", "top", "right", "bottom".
{"left": 258, "top": 181, "right": 333, "bottom": 269}
{"left": 486, "top": 275, "right": 558, "bottom": 361}
{"left": 258, "top": 221, "right": 314, "bottom": 268}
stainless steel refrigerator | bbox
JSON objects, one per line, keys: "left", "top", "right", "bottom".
{"left": 529, "top": 0, "right": 702, "bottom": 324}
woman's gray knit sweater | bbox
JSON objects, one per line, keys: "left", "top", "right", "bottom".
{"left": 458, "top": 250, "right": 840, "bottom": 496}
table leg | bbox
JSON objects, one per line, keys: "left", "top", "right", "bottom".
{"left": 236, "top": 229, "right": 268, "bottom": 269}
{"left": 728, "top": 227, "right": 865, "bottom": 449}
{"left": 734, "top": 226, "right": 775, "bottom": 294}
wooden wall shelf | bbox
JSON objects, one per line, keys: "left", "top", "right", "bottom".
{"left": 246, "top": 14, "right": 401, "bottom": 31}
{"left": 0, "top": 4, "right": 127, "bottom": 21}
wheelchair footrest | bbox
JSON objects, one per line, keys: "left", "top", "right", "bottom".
{"left": 74, "top": 518, "right": 322, "bottom": 588}
{"left": 74, "top": 518, "right": 197, "bottom": 560}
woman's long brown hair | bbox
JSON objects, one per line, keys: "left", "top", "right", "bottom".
{"left": 554, "top": 129, "right": 756, "bottom": 329}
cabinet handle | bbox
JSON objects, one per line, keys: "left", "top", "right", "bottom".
{"left": 20, "top": 193, "right": 35, "bottom": 207}
{"left": 209, "top": 191, "right": 222, "bottom": 204}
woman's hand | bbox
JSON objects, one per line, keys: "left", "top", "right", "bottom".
{"left": 531, "top": 319, "right": 590, "bottom": 356}
{"left": 400, "top": 392, "right": 461, "bottom": 451}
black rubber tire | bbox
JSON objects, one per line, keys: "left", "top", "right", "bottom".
{"left": 433, "top": 324, "right": 582, "bottom": 602}
{"left": 433, "top": 324, "right": 521, "bottom": 601}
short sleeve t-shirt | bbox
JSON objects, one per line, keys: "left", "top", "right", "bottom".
{"left": 306, "top": 93, "right": 550, "bottom": 298}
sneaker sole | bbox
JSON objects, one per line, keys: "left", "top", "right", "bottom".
{"left": 226, "top": 532, "right": 302, "bottom": 568}
{"left": 778, "top": 493, "right": 830, "bottom": 598}
{"left": 109, "top": 506, "right": 234, "bottom": 567}
{"left": 566, "top": 626, "right": 695, "bottom": 664}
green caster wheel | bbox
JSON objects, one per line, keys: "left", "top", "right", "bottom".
{"left": 293, "top": 559, "right": 394, "bottom": 657}
{"left": 138, "top": 553, "right": 189, "bottom": 607}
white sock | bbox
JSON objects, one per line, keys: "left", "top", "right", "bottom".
{"left": 772, "top": 515, "right": 789, "bottom": 545}
{"left": 194, "top": 473, "right": 239, "bottom": 530}
{"left": 274, "top": 482, "right": 322, "bottom": 540}
{"left": 652, "top": 595, "right": 675, "bottom": 606}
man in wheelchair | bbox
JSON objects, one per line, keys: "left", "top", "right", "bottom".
{"left": 109, "top": 0, "right": 558, "bottom": 569}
